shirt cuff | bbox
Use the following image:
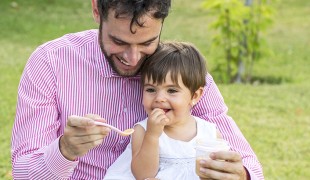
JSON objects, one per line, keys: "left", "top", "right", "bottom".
{"left": 44, "top": 136, "right": 79, "bottom": 179}
{"left": 244, "top": 166, "right": 262, "bottom": 180}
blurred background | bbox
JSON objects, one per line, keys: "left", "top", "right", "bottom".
{"left": 0, "top": 0, "right": 309, "bottom": 179}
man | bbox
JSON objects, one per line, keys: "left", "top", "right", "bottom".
{"left": 11, "top": 0, "right": 264, "bottom": 179}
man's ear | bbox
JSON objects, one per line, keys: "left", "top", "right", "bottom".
{"left": 91, "top": 0, "right": 100, "bottom": 24}
{"left": 191, "top": 87, "right": 204, "bottom": 106}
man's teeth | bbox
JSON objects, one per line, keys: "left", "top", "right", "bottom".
{"left": 120, "top": 58, "right": 130, "bottom": 65}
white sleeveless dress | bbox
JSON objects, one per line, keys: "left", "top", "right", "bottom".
{"left": 104, "top": 116, "right": 217, "bottom": 180}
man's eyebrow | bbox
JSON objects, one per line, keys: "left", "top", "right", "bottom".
{"left": 108, "top": 34, "right": 159, "bottom": 45}
{"left": 139, "top": 36, "right": 159, "bottom": 45}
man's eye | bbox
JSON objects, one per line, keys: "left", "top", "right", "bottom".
{"left": 113, "top": 40, "right": 126, "bottom": 45}
{"left": 141, "top": 42, "right": 152, "bottom": 46}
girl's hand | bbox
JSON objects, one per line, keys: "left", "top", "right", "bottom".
{"left": 146, "top": 108, "right": 169, "bottom": 137}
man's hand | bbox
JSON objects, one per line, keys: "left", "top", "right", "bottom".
{"left": 197, "top": 151, "right": 248, "bottom": 180}
{"left": 60, "top": 114, "right": 111, "bottom": 161}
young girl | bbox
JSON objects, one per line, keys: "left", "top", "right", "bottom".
{"left": 104, "top": 42, "right": 223, "bottom": 180}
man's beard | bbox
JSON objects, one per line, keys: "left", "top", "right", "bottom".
{"left": 98, "top": 24, "right": 146, "bottom": 77}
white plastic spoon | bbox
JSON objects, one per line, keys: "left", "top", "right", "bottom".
{"left": 94, "top": 121, "right": 134, "bottom": 136}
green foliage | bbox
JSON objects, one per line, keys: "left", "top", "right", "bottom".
{"left": 1, "top": 0, "right": 310, "bottom": 179}
{"left": 202, "top": 0, "right": 275, "bottom": 83}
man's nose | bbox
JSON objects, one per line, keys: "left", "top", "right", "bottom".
{"left": 123, "top": 46, "right": 141, "bottom": 66}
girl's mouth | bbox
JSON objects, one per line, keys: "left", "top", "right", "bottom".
{"left": 163, "top": 109, "right": 170, "bottom": 113}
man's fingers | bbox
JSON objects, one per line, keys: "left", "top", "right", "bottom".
{"left": 210, "top": 151, "right": 242, "bottom": 162}
{"left": 67, "top": 115, "right": 95, "bottom": 127}
{"left": 71, "top": 134, "right": 105, "bottom": 144}
{"left": 85, "top": 114, "right": 101, "bottom": 119}
{"left": 201, "top": 158, "right": 234, "bottom": 174}
{"left": 66, "top": 139, "right": 104, "bottom": 157}
{"left": 198, "top": 151, "right": 245, "bottom": 179}
{"left": 199, "top": 165, "right": 236, "bottom": 180}
{"left": 61, "top": 114, "right": 110, "bottom": 160}
{"left": 84, "top": 114, "right": 109, "bottom": 123}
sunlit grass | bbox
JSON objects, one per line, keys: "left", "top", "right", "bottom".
{"left": 0, "top": 0, "right": 309, "bottom": 179}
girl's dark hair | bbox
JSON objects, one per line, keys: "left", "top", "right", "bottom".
{"left": 97, "top": 0, "right": 171, "bottom": 33}
{"left": 141, "top": 42, "right": 208, "bottom": 95}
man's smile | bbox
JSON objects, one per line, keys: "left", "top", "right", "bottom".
{"left": 116, "top": 56, "right": 130, "bottom": 66}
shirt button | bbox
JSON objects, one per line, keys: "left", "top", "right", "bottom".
{"left": 69, "top": 168, "right": 74, "bottom": 173}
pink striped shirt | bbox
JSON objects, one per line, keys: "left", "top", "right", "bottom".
{"left": 11, "top": 29, "right": 264, "bottom": 179}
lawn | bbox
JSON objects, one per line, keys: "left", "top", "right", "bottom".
{"left": 1, "top": 0, "right": 309, "bottom": 179}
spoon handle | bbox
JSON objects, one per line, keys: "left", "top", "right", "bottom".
{"left": 93, "top": 121, "right": 121, "bottom": 133}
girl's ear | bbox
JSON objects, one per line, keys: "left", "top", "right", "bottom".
{"left": 91, "top": 0, "right": 100, "bottom": 24}
{"left": 191, "top": 87, "right": 204, "bottom": 106}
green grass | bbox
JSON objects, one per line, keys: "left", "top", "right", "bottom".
{"left": 1, "top": 0, "right": 309, "bottom": 179}
{"left": 219, "top": 84, "right": 310, "bottom": 179}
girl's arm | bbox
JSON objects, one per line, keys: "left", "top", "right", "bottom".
{"left": 131, "top": 108, "right": 169, "bottom": 180}
{"left": 131, "top": 125, "right": 160, "bottom": 180}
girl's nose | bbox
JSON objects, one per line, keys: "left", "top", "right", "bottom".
{"left": 154, "top": 91, "right": 166, "bottom": 103}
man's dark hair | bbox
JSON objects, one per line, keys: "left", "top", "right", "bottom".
{"left": 141, "top": 42, "right": 208, "bottom": 96}
{"left": 97, "top": 0, "right": 171, "bottom": 33}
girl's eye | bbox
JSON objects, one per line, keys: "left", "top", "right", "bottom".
{"left": 167, "top": 89, "right": 178, "bottom": 94}
{"left": 145, "top": 88, "right": 155, "bottom": 93}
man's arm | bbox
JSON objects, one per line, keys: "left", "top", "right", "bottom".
{"left": 11, "top": 47, "right": 79, "bottom": 179}
{"left": 11, "top": 47, "right": 111, "bottom": 179}
{"left": 192, "top": 74, "right": 264, "bottom": 179}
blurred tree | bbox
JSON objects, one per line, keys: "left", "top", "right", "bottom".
{"left": 203, "top": 0, "right": 275, "bottom": 83}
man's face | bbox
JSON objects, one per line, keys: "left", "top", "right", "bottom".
{"left": 99, "top": 11, "right": 163, "bottom": 76}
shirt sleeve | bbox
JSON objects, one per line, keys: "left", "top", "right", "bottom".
{"left": 11, "top": 46, "right": 78, "bottom": 179}
{"left": 192, "top": 74, "right": 264, "bottom": 180}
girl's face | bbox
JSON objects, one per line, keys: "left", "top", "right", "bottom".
{"left": 142, "top": 72, "right": 196, "bottom": 125}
